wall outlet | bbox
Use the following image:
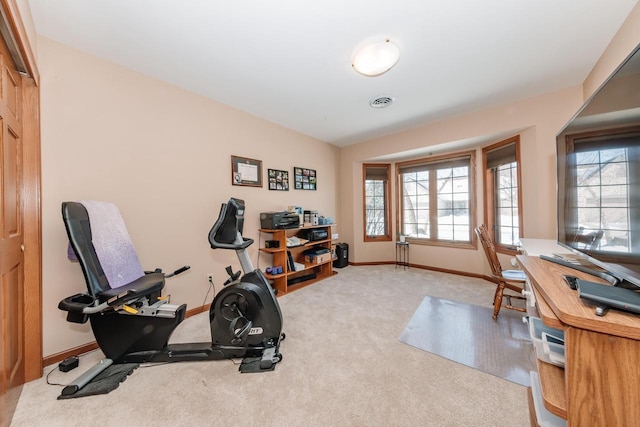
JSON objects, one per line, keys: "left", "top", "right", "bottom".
{"left": 207, "top": 273, "right": 214, "bottom": 284}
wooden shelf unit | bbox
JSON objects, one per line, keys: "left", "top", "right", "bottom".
{"left": 259, "top": 224, "right": 334, "bottom": 294}
{"left": 517, "top": 255, "right": 640, "bottom": 426}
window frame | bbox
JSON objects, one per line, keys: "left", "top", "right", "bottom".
{"left": 482, "top": 136, "right": 523, "bottom": 255}
{"left": 396, "top": 150, "right": 476, "bottom": 249}
{"left": 363, "top": 163, "right": 392, "bottom": 242}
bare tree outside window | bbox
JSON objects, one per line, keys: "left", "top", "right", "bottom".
{"left": 398, "top": 152, "right": 475, "bottom": 245}
{"left": 482, "top": 136, "right": 522, "bottom": 252}
{"left": 575, "top": 147, "right": 631, "bottom": 253}
{"left": 496, "top": 162, "right": 519, "bottom": 246}
{"left": 363, "top": 164, "right": 391, "bottom": 241}
{"left": 365, "top": 179, "right": 386, "bottom": 236}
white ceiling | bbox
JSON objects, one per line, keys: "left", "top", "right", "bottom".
{"left": 28, "top": 0, "right": 639, "bottom": 147}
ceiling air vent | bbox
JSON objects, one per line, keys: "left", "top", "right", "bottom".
{"left": 369, "top": 96, "right": 394, "bottom": 108}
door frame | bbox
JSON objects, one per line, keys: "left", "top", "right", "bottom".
{"left": 1, "top": 0, "right": 42, "bottom": 382}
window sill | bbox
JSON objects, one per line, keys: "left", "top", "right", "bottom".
{"left": 495, "top": 245, "right": 519, "bottom": 256}
{"left": 406, "top": 238, "right": 476, "bottom": 250}
{"left": 364, "top": 236, "right": 392, "bottom": 242}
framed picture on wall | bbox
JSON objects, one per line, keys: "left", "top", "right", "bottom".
{"left": 231, "top": 155, "right": 263, "bottom": 187}
{"left": 268, "top": 168, "right": 289, "bottom": 191}
{"left": 293, "top": 167, "right": 316, "bottom": 190}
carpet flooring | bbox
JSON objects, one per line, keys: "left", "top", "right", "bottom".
{"left": 12, "top": 266, "right": 530, "bottom": 426}
{"left": 399, "top": 296, "right": 536, "bottom": 386}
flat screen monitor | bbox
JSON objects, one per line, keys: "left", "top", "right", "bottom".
{"left": 556, "top": 43, "right": 640, "bottom": 289}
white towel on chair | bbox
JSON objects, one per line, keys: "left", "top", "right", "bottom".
{"left": 80, "top": 200, "right": 145, "bottom": 288}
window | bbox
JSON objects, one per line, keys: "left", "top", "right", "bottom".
{"left": 363, "top": 163, "right": 391, "bottom": 241}
{"left": 397, "top": 151, "right": 475, "bottom": 246}
{"left": 482, "top": 136, "right": 522, "bottom": 252}
{"left": 566, "top": 129, "right": 640, "bottom": 255}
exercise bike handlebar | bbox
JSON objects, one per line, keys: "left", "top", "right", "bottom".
{"left": 165, "top": 265, "right": 191, "bottom": 278}
{"left": 146, "top": 265, "right": 191, "bottom": 278}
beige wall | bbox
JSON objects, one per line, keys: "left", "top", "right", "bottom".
{"left": 340, "top": 87, "right": 582, "bottom": 275}
{"left": 584, "top": 2, "right": 640, "bottom": 101}
{"left": 15, "top": 0, "right": 37, "bottom": 57}
{"left": 39, "top": 37, "right": 339, "bottom": 356}
{"left": 27, "top": 1, "right": 640, "bottom": 358}
{"left": 339, "top": 1, "right": 640, "bottom": 277}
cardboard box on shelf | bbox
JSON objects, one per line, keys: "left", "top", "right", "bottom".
{"left": 305, "top": 253, "right": 332, "bottom": 264}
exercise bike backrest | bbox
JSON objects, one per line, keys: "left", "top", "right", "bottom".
{"left": 63, "top": 201, "right": 113, "bottom": 296}
{"left": 61, "top": 201, "right": 176, "bottom": 305}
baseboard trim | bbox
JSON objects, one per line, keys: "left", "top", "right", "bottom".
{"left": 348, "top": 261, "right": 395, "bottom": 266}
{"left": 349, "top": 261, "right": 485, "bottom": 280}
{"left": 186, "top": 304, "right": 210, "bottom": 316}
{"left": 42, "top": 342, "right": 100, "bottom": 368}
{"left": 482, "top": 275, "right": 499, "bottom": 283}
{"left": 43, "top": 303, "right": 211, "bottom": 368}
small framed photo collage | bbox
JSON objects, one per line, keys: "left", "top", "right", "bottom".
{"left": 268, "top": 169, "right": 289, "bottom": 191}
{"left": 294, "top": 167, "right": 316, "bottom": 190}
{"left": 231, "top": 155, "right": 316, "bottom": 191}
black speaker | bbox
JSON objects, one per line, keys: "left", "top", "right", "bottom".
{"left": 265, "top": 240, "right": 280, "bottom": 248}
{"left": 333, "top": 243, "right": 348, "bottom": 268}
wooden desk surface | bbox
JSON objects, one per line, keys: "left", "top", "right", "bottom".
{"left": 519, "top": 238, "right": 572, "bottom": 257}
{"left": 517, "top": 255, "right": 640, "bottom": 340}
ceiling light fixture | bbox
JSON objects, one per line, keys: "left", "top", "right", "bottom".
{"left": 352, "top": 39, "right": 400, "bottom": 77}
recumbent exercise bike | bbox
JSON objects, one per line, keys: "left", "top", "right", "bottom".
{"left": 59, "top": 198, "right": 284, "bottom": 395}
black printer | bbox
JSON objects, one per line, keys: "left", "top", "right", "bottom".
{"left": 260, "top": 211, "right": 300, "bottom": 229}
{"left": 299, "top": 228, "right": 328, "bottom": 241}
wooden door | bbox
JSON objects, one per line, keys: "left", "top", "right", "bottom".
{"left": 0, "top": 31, "right": 24, "bottom": 426}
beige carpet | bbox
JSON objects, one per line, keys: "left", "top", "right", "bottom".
{"left": 12, "top": 265, "right": 530, "bottom": 426}
{"left": 399, "top": 296, "right": 536, "bottom": 386}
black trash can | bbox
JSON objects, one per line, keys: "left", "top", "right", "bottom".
{"left": 333, "top": 243, "right": 348, "bottom": 268}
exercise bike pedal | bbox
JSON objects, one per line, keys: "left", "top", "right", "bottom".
{"left": 259, "top": 347, "right": 282, "bottom": 369}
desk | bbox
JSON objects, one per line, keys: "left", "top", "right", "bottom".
{"left": 519, "top": 255, "right": 640, "bottom": 426}
{"left": 519, "top": 238, "right": 572, "bottom": 257}
{"left": 395, "top": 242, "right": 409, "bottom": 269}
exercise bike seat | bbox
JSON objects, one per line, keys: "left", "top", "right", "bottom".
{"left": 97, "top": 272, "right": 164, "bottom": 301}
